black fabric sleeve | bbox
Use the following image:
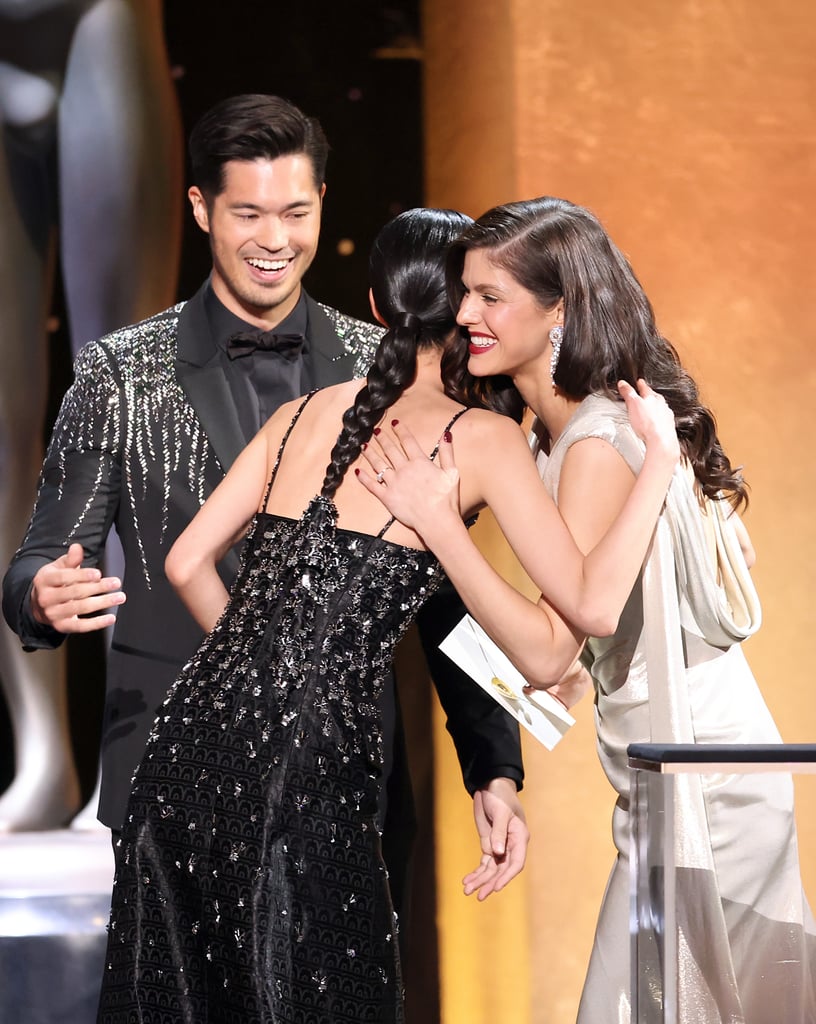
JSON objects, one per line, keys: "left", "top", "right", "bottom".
{"left": 416, "top": 578, "right": 524, "bottom": 795}
{"left": 2, "top": 340, "right": 122, "bottom": 650}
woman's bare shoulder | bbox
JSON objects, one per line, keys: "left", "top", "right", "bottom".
{"left": 452, "top": 407, "right": 528, "bottom": 447}
{"left": 304, "top": 379, "right": 365, "bottom": 412}
{"left": 261, "top": 381, "right": 363, "bottom": 434}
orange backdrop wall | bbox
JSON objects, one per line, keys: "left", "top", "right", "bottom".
{"left": 422, "top": 2, "right": 816, "bottom": 1022}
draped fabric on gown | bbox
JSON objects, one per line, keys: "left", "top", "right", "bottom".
{"left": 532, "top": 394, "right": 816, "bottom": 1024}
{"left": 97, "top": 393, "right": 462, "bottom": 1024}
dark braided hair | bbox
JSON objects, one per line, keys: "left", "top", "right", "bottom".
{"left": 447, "top": 196, "right": 748, "bottom": 509}
{"left": 321, "top": 209, "right": 474, "bottom": 500}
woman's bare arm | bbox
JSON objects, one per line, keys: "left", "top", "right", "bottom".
{"left": 359, "top": 381, "right": 677, "bottom": 685}
{"left": 164, "top": 403, "right": 297, "bottom": 632}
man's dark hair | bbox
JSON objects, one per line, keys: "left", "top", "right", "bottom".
{"left": 189, "top": 94, "right": 329, "bottom": 200}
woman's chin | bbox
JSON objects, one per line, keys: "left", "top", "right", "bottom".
{"left": 467, "top": 355, "right": 498, "bottom": 377}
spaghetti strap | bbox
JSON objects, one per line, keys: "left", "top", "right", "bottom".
{"left": 376, "top": 407, "right": 470, "bottom": 541}
{"left": 261, "top": 391, "right": 320, "bottom": 510}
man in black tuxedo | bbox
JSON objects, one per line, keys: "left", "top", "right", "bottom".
{"left": 2, "top": 94, "right": 526, "bottom": 906}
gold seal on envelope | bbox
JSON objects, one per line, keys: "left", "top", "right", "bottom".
{"left": 490, "top": 676, "right": 515, "bottom": 699}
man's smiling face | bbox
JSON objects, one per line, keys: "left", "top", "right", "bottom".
{"left": 188, "top": 155, "right": 324, "bottom": 328}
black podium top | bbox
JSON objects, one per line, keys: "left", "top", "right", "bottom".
{"left": 628, "top": 743, "right": 816, "bottom": 766}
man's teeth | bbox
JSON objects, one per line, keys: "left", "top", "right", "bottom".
{"left": 247, "top": 258, "right": 289, "bottom": 271}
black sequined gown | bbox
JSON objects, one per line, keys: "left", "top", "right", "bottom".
{"left": 97, "top": 397, "right": 461, "bottom": 1023}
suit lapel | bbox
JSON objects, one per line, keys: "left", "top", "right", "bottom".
{"left": 176, "top": 289, "right": 361, "bottom": 471}
{"left": 175, "top": 284, "right": 248, "bottom": 472}
{"left": 305, "top": 295, "right": 358, "bottom": 387}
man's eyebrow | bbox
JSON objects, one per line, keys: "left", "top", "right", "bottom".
{"left": 280, "top": 198, "right": 316, "bottom": 210}
{"left": 228, "top": 198, "right": 316, "bottom": 212}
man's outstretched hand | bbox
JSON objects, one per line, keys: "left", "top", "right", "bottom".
{"left": 30, "top": 542, "right": 125, "bottom": 633}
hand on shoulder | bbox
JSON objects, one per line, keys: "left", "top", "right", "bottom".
{"left": 617, "top": 379, "right": 679, "bottom": 467}
{"left": 357, "top": 408, "right": 529, "bottom": 535}
{"left": 357, "top": 419, "right": 462, "bottom": 539}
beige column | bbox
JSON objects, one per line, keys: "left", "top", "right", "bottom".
{"left": 423, "top": 2, "right": 816, "bottom": 1022}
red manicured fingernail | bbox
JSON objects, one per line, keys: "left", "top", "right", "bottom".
{"left": 373, "top": 427, "right": 381, "bottom": 436}
{"left": 391, "top": 419, "right": 399, "bottom": 427}
{"left": 354, "top": 468, "right": 360, "bottom": 476}
{"left": 444, "top": 430, "right": 452, "bottom": 443}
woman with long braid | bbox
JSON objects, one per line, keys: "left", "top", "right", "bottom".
{"left": 96, "top": 208, "right": 678, "bottom": 1023}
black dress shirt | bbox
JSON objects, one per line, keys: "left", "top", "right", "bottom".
{"left": 203, "top": 282, "right": 314, "bottom": 441}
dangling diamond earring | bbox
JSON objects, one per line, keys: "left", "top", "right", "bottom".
{"left": 549, "top": 324, "right": 564, "bottom": 383}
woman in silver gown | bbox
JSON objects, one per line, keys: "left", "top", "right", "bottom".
{"left": 365, "top": 196, "right": 816, "bottom": 1023}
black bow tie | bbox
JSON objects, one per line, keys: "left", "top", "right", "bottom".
{"left": 226, "top": 329, "right": 305, "bottom": 361}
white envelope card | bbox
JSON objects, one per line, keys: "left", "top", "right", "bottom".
{"left": 439, "top": 614, "right": 575, "bottom": 750}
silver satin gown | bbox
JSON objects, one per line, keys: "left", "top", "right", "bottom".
{"left": 533, "top": 394, "right": 816, "bottom": 1024}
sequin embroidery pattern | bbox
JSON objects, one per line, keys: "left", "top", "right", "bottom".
{"left": 97, "top": 398, "right": 448, "bottom": 1023}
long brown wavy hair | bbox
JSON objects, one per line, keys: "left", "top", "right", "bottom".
{"left": 447, "top": 196, "right": 748, "bottom": 509}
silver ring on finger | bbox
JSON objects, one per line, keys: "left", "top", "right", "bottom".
{"left": 376, "top": 467, "right": 390, "bottom": 484}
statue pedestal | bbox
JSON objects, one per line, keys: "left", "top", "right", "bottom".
{"left": 0, "top": 830, "right": 112, "bottom": 1023}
